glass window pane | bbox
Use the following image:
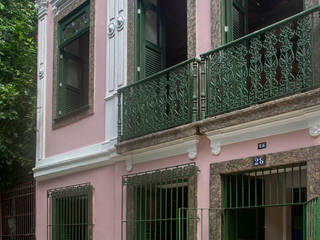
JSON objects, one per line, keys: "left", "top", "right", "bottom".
{"left": 63, "top": 12, "right": 89, "bottom": 41}
{"left": 145, "top": 9, "right": 158, "bottom": 45}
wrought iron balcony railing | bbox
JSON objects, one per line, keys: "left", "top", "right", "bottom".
{"left": 201, "top": 5, "right": 320, "bottom": 118}
{"left": 118, "top": 58, "right": 200, "bottom": 142}
{"left": 118, "top": 6, "right": 320, "bottom": 143}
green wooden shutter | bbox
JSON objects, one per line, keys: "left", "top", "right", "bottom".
{"left": 225, "top": 0, "right": 248, "bottom": 43}
{"left": 138, "top": 0, "right": 165, "bottom": 80}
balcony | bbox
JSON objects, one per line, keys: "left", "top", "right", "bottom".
{"left": 118, "top": 6, "right": 320, "bottom": 143}
{"left": 118, "top": 58, "right": 200, "bottom": 142}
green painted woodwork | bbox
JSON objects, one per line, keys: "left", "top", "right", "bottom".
{"left": 47, "top": 183, "right": 93, "bottom": 240}
{"left": 135, "top": 0, "right": 166, "bottom": 81}
{"left": 57, "top": 1, "right": 90, "bottom": 118}
{"left": 202, "top": 6, "right": 320, "bottom": 119}
{"left": 222, "top": 0, "right": 248, "bottom": 44}
{"left": 118, "top": 58, "right": 200, "bottom": 142}
{"left": 122, "top": 163, "right": 198, "bottom": 240}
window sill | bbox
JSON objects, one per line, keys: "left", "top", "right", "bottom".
{"left": 53, "top": 104, "right": 93, "bottom": 129}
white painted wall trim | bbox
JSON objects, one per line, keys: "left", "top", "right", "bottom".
{"left": 35, "top": 0, "right": 48, "bottom": 162}
{"left": 33, "top": 136, "right": 199, "bottom": 181}
{"left": 207, "top": 105, "right": 320, "bottom": 155}
{"left": 105, "top": 0, "right": 127, "bottom": 142}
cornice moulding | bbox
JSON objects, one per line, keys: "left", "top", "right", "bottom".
{"left": 206, "top": 105, "right": 320, "bottom": 155}
{"left": 33, "top": 136, "right": 200, "bottom": 181}
{"left": 50, "top": 0, "right": 75, "bottom": 16}
{"left": 35, "top": 0, "right": 48, "bottom": 17}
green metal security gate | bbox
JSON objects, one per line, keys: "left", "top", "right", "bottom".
{"left": 0, "top": 182, "right": 35, "bottom": 240}
{"left": 121, "top": 163, "right": 198, "bottom": 240}
{"left": 221, "top": 163, "right": 307, "bottom": 240}
{"left": 306, "top": 196, "right": 320, "bottom": 240}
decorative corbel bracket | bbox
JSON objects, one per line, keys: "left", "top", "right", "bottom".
{"left": 309, "top": 120, "right": 320, "bottom": 137}
{"left": 210, "top": 141, "right": 221, "bottom": 155}
{"left": 125, "top": 159, "right": 133, "bottom": 172}
{"left": 187, "top": 140, "right": 198, "bottom": 160}
{"left": 206, "top": 133, "right": 222, "bottom": 155}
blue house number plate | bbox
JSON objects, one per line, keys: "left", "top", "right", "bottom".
{"left": 253, "top": 155, "right": 266, "bottom": 166}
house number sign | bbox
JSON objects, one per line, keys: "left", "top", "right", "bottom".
{"left": 253, "top": 155, "right": 266, "bottom": 166}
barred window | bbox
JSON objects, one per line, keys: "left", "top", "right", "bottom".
{"left": 47, "top": 183, "right": 93, "bottom": 240}
{"left": 121, "top": 163, "right": 198, "bottom": 240}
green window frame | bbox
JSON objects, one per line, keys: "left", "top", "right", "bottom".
{"left": 134, "top": 0, "right": 166, "bottom": 81}
{"left": 47, "top": 183, "right": 93, "bottom": 240}
{"left": 57, "top": 1, "right": 90, "bottom": 118}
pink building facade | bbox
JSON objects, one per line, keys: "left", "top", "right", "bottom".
{"left": 34, "top": 0, "right": 320, "bottom": 239}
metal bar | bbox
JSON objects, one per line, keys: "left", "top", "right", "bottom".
{"left": 262, "top": 170, "right": 264, "bottom": 206}
{"left": 248, "top": 173, "right": 251, "bottom": 207}
{"left": 276, "top": 168, "right": 279, "bottom": 204}
{"left": 283, "top": 167, "right": 287, "bottom": 204}
{"left": 192, "top": 61, "right": 198, "bottom": 122}
{"left": 236, "top": 175, "right": 238, "bottom": 208}
{"left": 201, "top": 57, "right": 206, "bottom": 120}
{"left": 299, "top": 165, "right": 302, "bottom": 203}
{"left": 119, "top": 58, "right": 200, "bottom": 91}
{"left": 255, "top": 171, "right": 257, "bottom": 207}
{"left": 242, "top": 174, "right": 244, "bottom": 208}
{"left": 229, "top": 175, "right": 232, "bottom": 208}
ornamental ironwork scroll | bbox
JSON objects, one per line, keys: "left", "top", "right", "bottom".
{"left": 203, "top": 9, "right": 317, "bottom": 118}
{"left": 118, "top": 59, "right": 199, "bottom": 141}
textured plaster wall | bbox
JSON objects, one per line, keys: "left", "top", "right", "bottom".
{"left": 45, "top": 1, "right": 106, "bottom": 158}
{"left": 196, "top": 0, "right": 212, "bottom": 55}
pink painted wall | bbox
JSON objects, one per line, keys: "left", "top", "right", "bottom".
{"left": 196, "top": 0, "right": 212, "bottom": 56}
{"left": 36, "top": 128, "right": 320, "bottom": 240}
{"left": 45, "top": 1, "right": 106, "bottom": 158}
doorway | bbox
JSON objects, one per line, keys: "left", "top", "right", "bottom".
{"left": 222, "top": 164, "right": 307, "bottom": 240}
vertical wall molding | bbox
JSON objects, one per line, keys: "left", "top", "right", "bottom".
{"left": 105, "top": 0, "right": 127, "bottom": 142}
{"left": 35, "top": 0, "right": 48, "bottom": 162}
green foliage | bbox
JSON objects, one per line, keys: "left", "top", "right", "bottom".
{"left": 0, "top": 0, "right": 37, "bottom": 188}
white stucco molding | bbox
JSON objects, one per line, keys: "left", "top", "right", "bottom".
{"left": 125, "top": 159, "right": 133, "bottom": 172}
{"left": 33, "top": 135, "right": 200, "bottom": 181}
{"left": 50, "top": 0, "right": 76, "bottom": 16}
{"left": 207, "top": 105, "right": 320, "bottom": 155}
{"left": 210, "top": 141, "right": 221, "bottom": 155}
{"left": 35, "top": 0, "right": 48, "bottom": 162}
{"left": 33, "top": 140, "right": 118, "bottom": 181}
{"left": 309, "top": 120, "right": 320, "bottom": 137}
{"left": 35, "top": 0, "right": 48, "bottom": 18}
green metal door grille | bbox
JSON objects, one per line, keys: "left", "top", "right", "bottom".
{"left": 221, "top": 163, "right": 307, "bottom": 240}
{"left": 222, "top": 163, "right": 307, "bottom": 209}
{"left": 121, "top": 163, "right": 198, "bottom": 240}
{"left": 47, "top": 183, "right": 93, "bottom": 240}
{"left": 306, "top": 196, "right": 320, "bottom": 240}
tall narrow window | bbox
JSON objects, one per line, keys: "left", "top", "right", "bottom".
{"left": 57, "top": 1, "right": 90, "bottom": 117}
{"left": 135, "top": 0, "right": 187, "bottom": 81}
{"left": 47, "top": 183, "right": 93, "bottom": 240}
